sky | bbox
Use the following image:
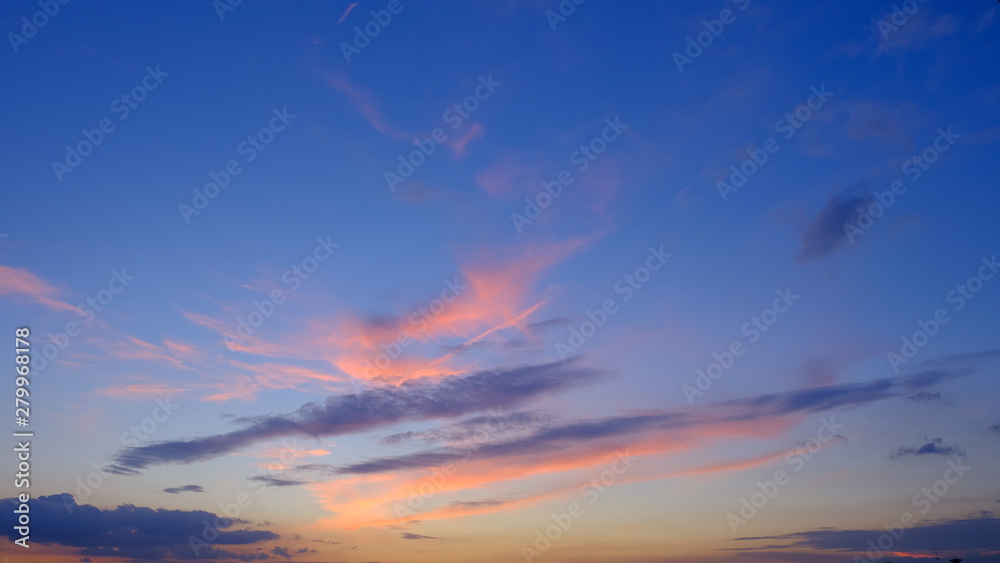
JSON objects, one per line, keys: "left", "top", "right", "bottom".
{"left": 1, "top": 1, "right": 999, "bottom": 562}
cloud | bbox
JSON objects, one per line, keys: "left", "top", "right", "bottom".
{"left": 401, "top": 533, "right": 443, "bottom": 540}
{"left": 299, "top": 367, "right": 966, "bottom": 479}
{"left": 0, "top": 265, "right": 77, "bottom": 312}
{"left": 109, "top": 360, "right": 604, "bottom": 472}
{"left": 449, "top": 122, "right": 485, "bottom": 157}
{"left": 379, "top": 410, "right": 551, "bottom": 446}
{"left": 100, "top": 382, "right": 192, "bottom": 398}
{"left": 162, "top": 484, "right": 206, "bottom": 494}
{"left": 205, "top": 237, "right": 594, "bottom": 389}
{"left": 977, "top": 6, "right": 997, "bottom": 32}
{"left": 336, "top": 2, "right": 357, "bottom": 25}
{"left": 797, "top": 184, "right": 872, "bottom": 261}
{"left": 319, "top": 71, "right": 409, "bottom": 140}
{"left": 890, "top": 437, "right": 966, "bottom": 459}
{"left": 279, "top": 358, "right": 987, "bottom": 529}
{"left": 248, "top": 476, "right": 310, "bottom": 487}
{"left": 527, "top": 317, "right": 574, "bottom": 334}
{"left": 905, "top": 392, "right": 947, "bottom": 403}
{"left": 990, "top": 420, "right": 1000, "bottom": 434}
{"left": 875, "top": 8, "right": 960, "bottom": 54}
{"left": 731, "top": 516, "right": 1000, "bottom": 557}
{"left": 474, "top": 155, "right": 539, "bottom": 199}
{"left": 445, "top": 499, "right": 508, "bottom": 510}
{"left": 0, "top": 494, "right": 277, "bottom": 561}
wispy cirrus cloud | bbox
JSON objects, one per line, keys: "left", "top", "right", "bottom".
{"left": 319, "top": 70, "right": 410, "bottom": 141}
{"left": 218, "top": 238, "right": 595, "bottom": 386}
{"left": 0, "top": 264, "right": 78, "bottom": 312}
{"left": 875, "top": 8, "right": 960, "bottom": 55}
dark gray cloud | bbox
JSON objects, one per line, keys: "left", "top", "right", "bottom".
{"left": 109, "top": 360, "right": 603, "bottom": 473}
{"left": 248, "top": 476, "right": 310, "bottom": 487}
{"left": 730, "top": 516, "right": 1000, "bottom": 558}
{"left": 445, "top": 499, "right": 510, "bottom": 509}
{"left": 890, "top": 437, "right": 966, "bottom": 459}
{"left": 797, "top": 184, "right": 872, "bottom": 261}
{"left": 401, "top": 533, "right": 443, "bottom": 540}
{"left": 379, "top": 410, "right": 551, "bottom": 445}
{"left": 991, "top": 419, "right": 1000, "bottom": 434}
{"left": 0, "top": 494, "right": 277, "bottom": 561}
{"left": 905, "top": 392, "right": 948, "bottom": 403}
{"left": 527, "top": 317, "right": 574, "bottom": 333}
{"left": 162, "top": 484, "right": 206, "bottom": 494}
{"left": 291, "top": 367, "right": 968, "bottom": 478}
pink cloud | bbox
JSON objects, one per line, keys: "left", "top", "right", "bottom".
{"left": 320, "top": 71, "right": 410, "bottom": 141}
{"left": 449, "top": 122, "right": 485, "bottom": 157}
{"left": 0, "top": 265, "right": 77, "bottom": 313}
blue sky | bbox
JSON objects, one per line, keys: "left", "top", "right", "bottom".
{"left": 1, "top": 1, "right": 999, "bottom": 562}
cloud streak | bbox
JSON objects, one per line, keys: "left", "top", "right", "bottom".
{"left": 798, "top": 185, "right": 872, "bottom": 261}
{"left": 109, "top": 360, "right": 604, "bottom": 472}
{"left": 890, "top": 437, "right": 966, "bottom": 459}
{"left": 162, "top": 484, "right": 206, "bottom": 494}
{"left": 0, "top": 264, "right": 77, "bottom": 312}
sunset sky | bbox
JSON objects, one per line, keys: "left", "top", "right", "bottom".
{"left": 2, "top": 1, "right": 1000, "bottom": 562}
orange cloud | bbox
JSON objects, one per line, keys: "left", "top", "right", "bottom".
{"left": 321, "top": 239, "right": 592, "bottom": 384}
{"left": 172, "top": 238, "right": 600, "bottom": 397}
{"left": 305, "top": 413, "right": 804, "bottom": 530}
{"left": 98, "top": 382, "right": 191, "bottom": 398}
